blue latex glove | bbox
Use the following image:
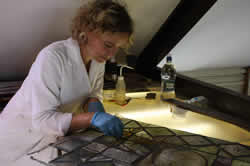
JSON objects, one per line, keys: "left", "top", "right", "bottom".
{"left": 88, "top": 101, "right": 105, "bottom": 113}
{"left": 91, "top": 112, "right": 124, "bottom": 138}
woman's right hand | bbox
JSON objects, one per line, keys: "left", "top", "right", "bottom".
{"left": 91, "top": 112, "right": 123, "bottom": 138}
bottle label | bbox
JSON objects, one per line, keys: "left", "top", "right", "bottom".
{"left": 161, "top": 79, "right": 175, "bottom": 92}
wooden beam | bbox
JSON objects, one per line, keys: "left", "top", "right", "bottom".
{"left": 243, "top": 67, "right": 250, "bottom": 95}
{"left": 135, "top": 0, "right": 218, "bottom": 80}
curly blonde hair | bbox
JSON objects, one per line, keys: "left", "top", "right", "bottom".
{"left": 71, "top": 0, "right": 134, "bottom": 45}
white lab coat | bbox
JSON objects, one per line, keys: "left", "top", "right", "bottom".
{"left": 0, "top": 38, "right": 105, "bottom": 165}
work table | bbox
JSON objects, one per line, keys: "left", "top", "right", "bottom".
{"left": 31, "top": 91, "right": 250, "bottom": 166}
{"left": 103, "top": 91, "right": 250, "bottom": 146}
{"left": 36, "top": 92, "right": 250, "bottom": 165}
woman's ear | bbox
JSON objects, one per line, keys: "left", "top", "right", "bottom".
{"left": 79, "top": 32, "right": 86, "bottom": 39}
{"left": 79, "top": 32, "right": 88, "bottom": 44}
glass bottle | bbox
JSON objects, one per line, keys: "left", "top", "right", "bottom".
{"left": 161, "top": 55, "right": 176, "bottom": 100}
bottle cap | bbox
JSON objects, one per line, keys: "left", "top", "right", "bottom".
{"left": 166, "top": 56, "right": 172, "bottom": 62}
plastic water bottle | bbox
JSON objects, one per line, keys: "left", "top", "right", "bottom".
{"left": 161, "top": 55, "right": 176, "bottom": 100}
{"left": 185, "top": 96, "right": 207, "bottom": 104}
{"left": 184, "top": 96, "right": 208, "bottom": 107}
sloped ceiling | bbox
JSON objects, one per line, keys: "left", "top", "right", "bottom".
{"left": 0, "top": 0, "right": 81, "bottom": 80}
{"left": 1, "top": 0, "right": 249, "bottom": 81}
{"left": 158, "top": 0, "right": 250, "bottom": 72}
{"left": 0, "top": 0, "right": 179, "bottom": 80}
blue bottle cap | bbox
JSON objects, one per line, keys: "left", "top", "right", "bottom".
{"left": 166, "top": 56, "right": 172, "bottom": 62}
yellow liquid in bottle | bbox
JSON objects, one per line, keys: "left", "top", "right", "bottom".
{"left": 161, "top": 90, "right": 176, "bottom": 100}
{"left": 115, "top": 90, "right": 127, "bottom": 105}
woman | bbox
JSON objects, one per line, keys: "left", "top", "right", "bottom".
{"left": 0, "top": 0, "right": 134, "bottom": 165}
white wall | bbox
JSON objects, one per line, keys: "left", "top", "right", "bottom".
{"left": 0, "top": 0, "right": 81, "bottom": 80}
{"left": 0, "top": 0, "right": 179, "bottom": 80}
{"left": 158, "top": 0, "right": 250, "bottom": 72}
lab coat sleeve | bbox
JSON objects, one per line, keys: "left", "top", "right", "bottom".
{"left": 90, "top": 66, "right": 105, "bottom": 101}
{"left": 30, "top": 48, "right": 72, "bottom": 136}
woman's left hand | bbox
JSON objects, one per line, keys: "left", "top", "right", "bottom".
{"left": 84, "top": 98, "right": 105, "bottom": 113}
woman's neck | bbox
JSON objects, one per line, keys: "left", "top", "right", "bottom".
{"left": 79, "top": 44, "right": 91, "bottom": 72}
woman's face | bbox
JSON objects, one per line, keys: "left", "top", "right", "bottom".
{"left": 83, "top": 30, "right": 130, "bottom": 63}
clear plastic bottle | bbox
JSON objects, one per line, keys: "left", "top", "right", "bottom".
{"left": 115, "top": 76, "right": 126, "bottom": 105}
{"left": 161, "top": 55, "right": 176, "bottom": 100}
{"left": 114, "top": 65, "right": 134, "bottom": 105}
